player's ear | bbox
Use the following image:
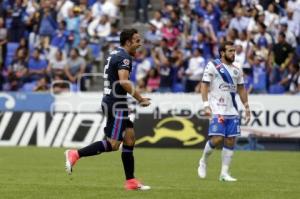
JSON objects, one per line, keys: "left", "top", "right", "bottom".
{"left": 125, "top": 39, "right": 131, "bottom": 46}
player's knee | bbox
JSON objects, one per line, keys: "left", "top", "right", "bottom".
{"left": 123, "top": 136, "right": 135, "bottom": 146}
{"left": 224, "top": 137, "right": 235, "bottom": 147}
{"left": 123, "top": 128, "right": 135, "bottom": 146}
{"left": 210, "top": 136, "right": 223, "bottom": 146}
{"left": 109, "top": 140, "right": 121, "bottom": 151}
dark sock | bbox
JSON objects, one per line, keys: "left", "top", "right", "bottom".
{"left": 121, "top": 145, "right": 135, "bottom": 180}
{"left": 78, "top": 140, "right": 112, "bottom": 157}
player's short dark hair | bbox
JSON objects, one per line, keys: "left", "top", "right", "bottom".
{"left": 120, "top": 28, "right": 138, "bottom": 46}
{"left": 219, "top": 41, "right": 234, "bottom": 55}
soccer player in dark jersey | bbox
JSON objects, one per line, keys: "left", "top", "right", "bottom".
{"left": 64, "top": 29, "right": 151, "bottom": 191}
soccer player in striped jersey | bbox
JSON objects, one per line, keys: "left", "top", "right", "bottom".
{"left": 65, "top": 29, "right": 151, "bottom": 190}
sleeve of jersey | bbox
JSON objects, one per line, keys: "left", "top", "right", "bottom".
{"left": 117, "top": 56, "right": 131, "bottom": 71}
{"left": 202, "top": 62, "right": 214, "bottom": 83}
{"left": 237, "top": 68, "right": 245, "bottom": 85}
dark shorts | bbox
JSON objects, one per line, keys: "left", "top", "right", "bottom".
{"left": 101, "top": 102, "right": 133, "bottom": 141}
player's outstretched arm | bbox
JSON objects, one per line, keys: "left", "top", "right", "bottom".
{"left": 237, "top": 84, "right": 250, "bottom": 124}
{"left": 118, "top": 69, "right": 151, "bottom": 107}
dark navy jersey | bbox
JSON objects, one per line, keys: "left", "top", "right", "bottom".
{"left": 102, "top": 47, "right": 133, "bottom": 104}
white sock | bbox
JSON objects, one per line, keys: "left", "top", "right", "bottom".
{"left": 221, "top": 147, "right": 234, "bottom": 175}
{"left": 200, "top": 141, "right": 214, "bottom": 163}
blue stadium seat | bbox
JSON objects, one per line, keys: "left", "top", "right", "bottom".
{"left": 269, "top": 84, "right": 285, "bottom": 94}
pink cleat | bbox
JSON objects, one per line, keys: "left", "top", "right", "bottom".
{"left": 125, "top": 178, "right": 151, "bottom": 191}
{"left": 64, "top": 150, "right": 79, "bottom": 175}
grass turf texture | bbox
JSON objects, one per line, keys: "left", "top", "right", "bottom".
{"left": 0, "top": 147, "right": 299, "bottom": 199}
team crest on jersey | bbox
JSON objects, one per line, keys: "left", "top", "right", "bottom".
{"left": 212, "top": 124, "right": 218, "bottom": 132}
{"left": 220, "top": 68, "right": 225, "bottom": 73}
{"left": 123, "top": 59, "right": 130, "bottom": 66}
{"left": 233, "top": 69, "right": 238, "bottom": 75}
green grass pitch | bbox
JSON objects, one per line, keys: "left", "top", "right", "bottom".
{"left": 0, "top": 147, "right": 299, "bottom": 199}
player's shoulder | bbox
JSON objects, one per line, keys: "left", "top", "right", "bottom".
{"left": 111, "top": 49, "right": 131, "bottom": 62}
{"left": 205, "top": 59, "right": 220, "bottom": 69}
{"left": 232, "top": 64, "right": 244, "bottom": 74}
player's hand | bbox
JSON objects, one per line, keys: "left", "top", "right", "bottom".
{"left": 204, "top": 106, "right": 212, "bottom": 118}
{"left": 245, "top": 108, "right": 251, "bottom": 125}
{"left": 139, "top": 98, "right": 151, "bottom": 107}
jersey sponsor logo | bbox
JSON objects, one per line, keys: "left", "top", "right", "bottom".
{"left": 217, "top": 97, "right": 227, "bottom": 107}
{"left": 136, "top": 117, "right": 205, "bottom": 146}
{"left": 219, "top": 83, "right": 236, "bottom": 92}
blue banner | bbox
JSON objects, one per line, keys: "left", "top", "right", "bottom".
{"left": 0, "top": 92, "right": 54, "bottom": 111}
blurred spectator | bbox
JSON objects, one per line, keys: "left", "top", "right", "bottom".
{"left": 146, "top": 67, "right": 160, "bottom": 92}
{"left": 50, "top": 20, "right": 68, "bottom": 51}
{"left": 264, "top": 3, "right": 279, "bottom": 34}
{"left": 105, "top": 23, "right": 120, "bottom": 51}
{"left": 184, "top": 48, "right": 205, "bottom": 92}
{"left": 135, "top": 78, "right": 147, "bottom": 93}
{"left": 0, "top": 17, "right": 7, "bottom": 68}
{"left": 27, "top": 48, "right": 48, "bottom": 82}
{"left": 150, "top": 10, "right": 164, "bottom": 30}
{"left": 7, "top": 48, "right": 28, "bottom": 90}
{"left": 191, "top": 11, "right": 216, "bottom": 42}
{"left": 278, "top": 20, "right": 297, "bottom": 48}
{"left": 279, "top": 63, "right": 300, "bottom": 94}
{"left": 228, "top": 8, "right": 249, "bottom": 33}
{"left": 52, "top": 74, "right": 71, "bottom": 94}
{"left": 191, "top": 32, "right": 212, "bottom": 60}
{"left": 65, "top": 7, "right": 81, "bottom": 50}
{"left": 8, "top": 0, "right": 27, "bottom": 42}
{"left": 47, "top": 49, "right": 67, "bottom": 78}
{"left": 280, "top": 8, "right": 300, "bottom": 38}
{"left": 33, "top": 76, "right": 49, "bottom": 91}
{"left": 254, "top": 22, "right": 272, "bottom": 49}
{"left": 144, "top": 22, "right": 162, "bottom": 46}
{"left": 251, "top": 55, "right": 267, "bottom": 94}
{"left": 287, "top": 0, "right": 300, "bottom": 24}
{"left": 161, "top": 18, "right": 180, "bottom": 49}
{"left": 78, "top": 38, "right": 93, "bottom": 72}
{"left": 38, "top": 1, "right": 57, "bottom": 49}
{"left": 268, "top": 32, "right": 294, "bottom": 85}
{"left": 57, "top": 0, "right": 75, "bottom": 21}
{"left": 92, "top": 0, "right": 119, "bottom": 22}
{"left": 205, "top": 1, "right": 221, "bottom": 34}
{"left": 64, "top": 48, "right": 86, "bottom": 90}
{"left": 134, "top": 0, "right": 149, "bottom": 23}
{"left": 88, "top": 14, "right": 111, "bottom": 41}
{"left": 233, "top": 40, "right": 246, "bottom": 68}
{"left": 157, "top": 58, "right": 174, "bottom": 93}
{"left": 0, "top": 1, "right": 6, "bottom": 18}
{"left": 243, "top": 67, "right": 253, "bottom": 94}
{"left": 135, "top": 48, "right": 152, "bottom": 82}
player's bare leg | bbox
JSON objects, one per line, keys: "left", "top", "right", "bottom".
{"left": 122, "top": 128, "right": 150, "bottom": 191}
{"left": 219, "top": 137, "right": 237, "bottom": 182}
{"left": 198, "top": 136, "right": 223, "bottom": 178}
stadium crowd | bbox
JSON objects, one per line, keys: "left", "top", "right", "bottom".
{"left": 0, "top": 0, "right": 299, "bottom": 94}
